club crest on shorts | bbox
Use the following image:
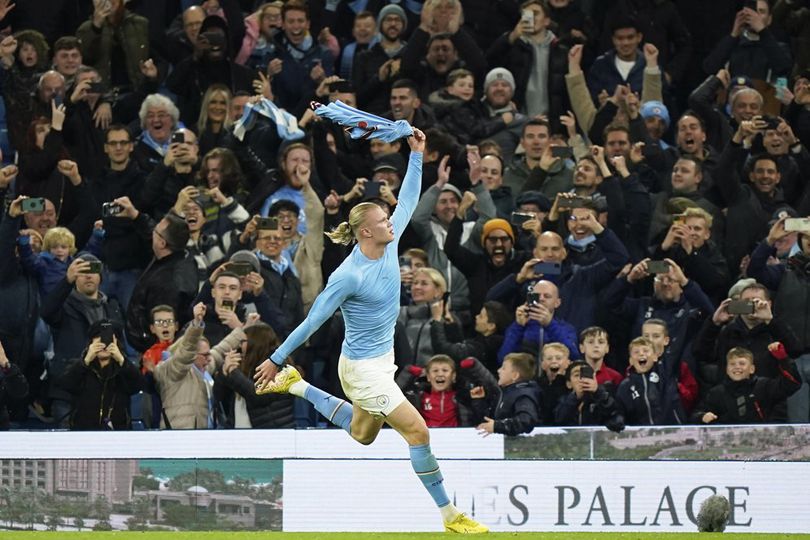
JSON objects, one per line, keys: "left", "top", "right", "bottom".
{"left": 376, "top": 395, "right": 390, "bottom": 408}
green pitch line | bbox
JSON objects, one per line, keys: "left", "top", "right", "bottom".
{"left": 2, "top": 533, "right": 810, "bottom": 540}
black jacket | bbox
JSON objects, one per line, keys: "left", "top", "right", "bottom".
{"left": 214, "top": 368, "right": 295, "bottom": 429}
{"left": 353, "top": 41, "right": 405, "bottom": 115}
{"left": 0, "top": 363, "right": 28, "bottom": 429}
{"left": 137, "top": 163, "right": 196, "bottom": 221}
{"left": 429, "top": 321, "right": 503, "bottom": 375}
{"left": 616, "top": 364, "right": 685, "bottom": 425}
{"left": 554, "top": 385, "right": 625, "bottom": 431}
{"left": 537, "top": 371, "right": 568, "bottom": 426}
{"left": 471, "top": 380, "right": 541, "bottom": 436}
{"left": 692, "top": 359, "right": 801, "bottom": 424}
{"left": 41, "top": 278, "right": 124, "bottom": 400}
{"left": 126, "top": 250, "right": 198, "bottom": 353}
{"left": 258, "top": 257, "right": 304, "bottom": 333}
{"left": 60, "top": 357, "right": 143, "bottom": 430}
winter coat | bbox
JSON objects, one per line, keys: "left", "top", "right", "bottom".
{"left": 399, "top": 304, "right": 462, "bottom": 367}
{"left": 215, "top": 366, "right": 296, "bottom": 429}
{"left": 537, "top": 371, "right": 568, "bottom": 425}
{"left": 353, "top": 41, "right": 405, "bottom": 115}
{"left": 554, "top": 385, "right": 625, "bottom": 431}
{"left": 499, "top": 318, "right": 579, "bottom": 364}
{"left": 703, "top": 28, "right": 792, "bottom": 82}
{"left": 472, "top": 380, "right": 541, "bottom": 436}
{"left": 503, "top": 155, "right": 573, "bottom": 199}
{"left": 76, "top": 10, "right": 150, "bottom": 89}
{"left": 257, "top": 257, "right": 305, "bottom": 334}
{"left": 0, "top": 363, "right": 28, "bottom": 429}
{"left": 60, "top": 356, "right": 143, "bottom": 430}
{"left": 395, "top": 365, "right": 474, "bottom": 427}
{"left": 267, "top": 32, "right": 335, "bottom": 117}
{"left": 587, "top": 49, "right": 651, "bottom": 104}
{"left": 616, "top": 364, "right": 686, "bottom": 425}
{"left": 429, "top": 320, "right": 503, "bottom": 375}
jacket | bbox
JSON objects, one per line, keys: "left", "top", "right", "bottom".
{"left": 651, "top": 242, "right": 730, "bottom": 304}
{"left": 268, "top": 32, "right": 335, "bottom": 117}
{"left": 537, "top": 371, "right": 568, "bottom": 425}
{"left": 76, "top": 10, "right": 150, "bottom": 89}
{"left": 485, "top": 31, "right": 569, "bottom": 123}
{"left": 0, "top": 363, "right": 28, "bottom": 429}
{"left": 503, "top": 155, "right": 573, "bottom": 199}
{"left": 587, "top": 49, "right": 651, "bottom": 103}
{"left": 215, "top": 366, "right": 296, "bottom": 429}
{"left": 137, "top": 163, "right": 196, "bottom": 221}
{"left": 41, "top": 278, "right": 124, "bottom": 399}
{"left": 399, "top": 304, "right": 461, "bottom": 367}
{"left": 293, "top": 182, "right": 325, "bottom": 314}
{"left": 499, "top": 318, "right": 579, "bottom": 364}
{"left": 395, "top": 365, "right": 474, "bottom": 427}
{"left": 702, "top": 27, "right": 792, "bottom": 82}
{"left": 257, "top": 256, "right": 304, "bottom": 334}
{"left": 154, "top": 324, "right": 242, "bottom": 429}
{"left": 472, "top": 380, "right": 541, "bottom": 436}
{"left": 126, "top": 249, "right": 199, "bottom": 353}
{"left": 353, "top": 41, "right": 405, "bottom": 115}
{"left": 60, "top": 355, "right": 143, "bottom": 430}
{"left": 616, "top": 364, "right": 685, "bottom": 425}
{"left": 554, "top": 385, "right": 625, "bottom": 431}
{"left": 692, "top": 359, "right": 801, "bottom": 424}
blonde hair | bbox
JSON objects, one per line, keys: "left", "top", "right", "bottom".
{"left": 683, "top": 206, "right": 713, "bottom": 228}
{"left": 43, "top": 226, "right": 76, "bottom": 255}
{"left": 197, "top": 84, "right": 232, "bottom": 133}
{"left": 325, "top": 202, "right": 380, "bottom": 245}
{"left": 628, "top": 336, "right": 654, "bottom": 353}
{"left": 412, "top": 267, "right": 447, "bottom": 295}
{"left": 542, "top": 343, "right": 570, "bottom": 358}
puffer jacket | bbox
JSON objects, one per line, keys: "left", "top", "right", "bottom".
{"left": 215, "top": 367, "right": 295, "bottom": 429}
{"left": 616, "top": 364, "right": 685, "bottom": 425}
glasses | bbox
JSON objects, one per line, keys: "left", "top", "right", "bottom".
{"left": 258, "top": 235, "right": 282, "bottom": 243}
{"left": 485, "top": 236, "right": 511, "bottom": 244}
{"left": 153, "top": 319, "right": 175, "bottom": 327}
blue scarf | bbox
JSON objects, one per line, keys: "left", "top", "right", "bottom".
{"left": 339, "top": 35, "right": 380, "bottom": 80}
{"left": 285, "top": 34, "right": 313, "bottom": 61}
{"left": 232, "top": 97, "right": 305, "bottom": 142}
{"left": 256, "top": 249, "right": 297, "bottom": 277}
{"left": 567, "top": 234, "right": 596, "bottom": 251}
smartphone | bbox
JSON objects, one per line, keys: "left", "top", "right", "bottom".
{"left": 398, "top": 256, "right": 411, "bottom": 269}
{"left": 579, "top": 365, "right": 595, "bottom": 380}
{"left": 229, "top": 262, "right": 253, "bottom": 277}
{"left": 727, "top": 299, "right": 755, "bottom": 315}
{"left": 101, "top": 202, "right": 121, "bottom": 217}
{"left": 646, "top": 260, "right": 671, "bottom": 274}
{"left": 526, "top": 291, "right": 540, "bottom": 305}
{"left": 53, "top": 94, "right": 63, "bottom": 107}
{"left": 221, "top": 299, "right": 235, "bottom": 312}
{"left": 21, "top": 197, "right": 45, "bottom": 213}
{"left": 557, "top": 196, "right": 585, "bottom": 210}
{"left": 551, "top": 146, "right": 573, "bottom": 159}
{"left": 743, "top": 0, "right": 757, "bottom": 9}
{"left": 672, "top": 214, "right": 686, "bottom": 226}
{"left": 442, "top": 291, "right": 450, "bottom": 305}
{"left": 511, "top": 211, "right": 534, "bottom": 225}
{"left": 534, "top": 261, "right": 562, "bottom": 275}
{"left": 363, "top": 181, "right": 382, "bottom": 199}
{"left": 171, "top": 131, "right": 185, "bottom": 144}
{"left": 762, "top": 115, "right": 781, "bottom": 130}
{"left": 784, "top": 218, "right": 810, "bottom": 232}
{"left": 81, "top": 261, "right": 102, "bottom": 274}
{"left": 521, "top": 8, "right": 534, "bottom": 27}
{"left": 257, "top": 217, "right": 278, "bottom": 230}
{"left": 99, "top": 322, "right": 114, "bottom": 346}
{"left": 87, "top": 82, "right": 105, "bottom": 93}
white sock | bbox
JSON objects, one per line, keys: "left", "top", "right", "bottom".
{"left": 440, "top": 503, "right": 460, "bottom": 522}
{"left": 288, "top": 379, "right": 309, "bottom": 398}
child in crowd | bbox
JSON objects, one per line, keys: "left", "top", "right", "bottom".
{"left": 578, "top": 326, "right": 623, "bottom": 390}
{"left": 641, "top": 319, "right": 699, "bottom": 413}
{"left": 555, "top": 360, "right": 624, "bottom": 431}
{"left": 471, "top": 352, "right": 540, "bottom": 436}
{"left": 538, "top": 343, "right": 571, "bottom": 425}
{"left": 431, "top": 300, "right": 511, "bottom": 373}
{"left": 396, "top": 354, "right": 473, "bottom": 427}
{"left": 693, "top": 345, "right": 801, "bottom": 424}
{"left": 616, "top": 337, "right": 685, "bottom": 425}
{"left": 18, "top": 227, "right": 95, "bottom": 296}
{"left": 140, "top": 305, "right": 180, "bottom": 428}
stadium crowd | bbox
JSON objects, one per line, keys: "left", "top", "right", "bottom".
{"left": 0, "top": 0, "right": 809, "bottom": 432}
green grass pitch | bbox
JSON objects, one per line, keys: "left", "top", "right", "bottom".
{"left": 2, "top": 533, "right": 810, "bottom": 540}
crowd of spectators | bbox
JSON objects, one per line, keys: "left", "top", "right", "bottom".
{"left": 1, "top": 0, "right": 810, "bottom": 432}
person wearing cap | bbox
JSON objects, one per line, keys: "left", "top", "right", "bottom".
{"left": 640, "top": 100, "right": 671, "bottom": 149}
{"left": 41, "top": 254, "right": 125, "bottom": 427}
{"left": 166, "top": 14, "right": 255, "bottom": 125}
{"left": 400, "top": 2, "right": 486, "bottom": 101}
{"left": 444, "top": 214, "right": 531, "bottom": 317}
{"left": 411, "top": 153, "right": 497, "bottom": 319}
{"left": 485, "top": 0, "right": 569, "bottom": 120}
{"left": 353, "top": 4, "right": 409, "bottom": 115}
{"left": 75, "top": 0, "right": 150, "bottom": 91}
{"left": 513, "top": 190, "right": 551, "bottom": 251}
{"left": 61, "top": 319, "right": 143, "bottom": 430}
{"left": 703, "top": 1, "right": 791, "bottom": 83}
{"left": 693, "top": 280, "right": 801, "bottom": 414}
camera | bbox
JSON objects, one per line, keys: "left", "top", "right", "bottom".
{"left": 102, "top": 202, "right": 122, "bottom": 217}
{"left": 534, "top": 261, "right": 562, "bottom": 275}
{"left": 511, "top": 211, "right": 534, "bottom": 225}
{"left": 784, "top": 218, "right": 810, "bottom": 233}
{"left": 557, "top": 196, "right": 586, "bottom": 210}
{"left": 398, "top": 256, "right": 411, "bottom": 269}
{"left": 646, "top": 260, "right": 671, "bottom": 274}
{"left": 99, "top": 322, "right": 114, "bottom": 346}
{"left": 87, "top": 82, "right": 105, "bottom": 94}
{"left": 727, "top": 299, "right": 755, "bottom": 315}
{"left": 521, "top": 8, "right": 534, "bottom": 26}
{"left": 257, "top": 217, "right": 278, "bottom": 230}
{"left": 762, "top": 115, "right": 781, "bottom": 130}
{"left": 229, "top": 262, "right": 253, "bottom": 277}
{"left": 21, "top": 197, "right": 45, "bottom": 213}
{"left": 81, "top": 261, "right": 103, "bottom": 274}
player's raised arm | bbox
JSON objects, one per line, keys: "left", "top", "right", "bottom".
{"left": 391, "top": 128, "right": 425, "bottom": 235}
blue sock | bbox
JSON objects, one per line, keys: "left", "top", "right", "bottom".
{"left": 409, "top": 443, "right": 450, "bottom": 508}
{"left": 304, "top": 385, "right": 353, "bottom": 434}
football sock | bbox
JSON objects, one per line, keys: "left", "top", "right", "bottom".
{"left": 409, "top": 443, "right": 459, "bottom": 520}
{"left": 303, "top": 384, "right": 353, "bottom": 434}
